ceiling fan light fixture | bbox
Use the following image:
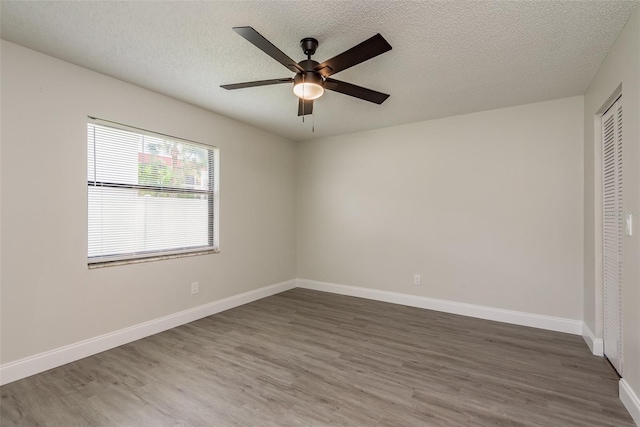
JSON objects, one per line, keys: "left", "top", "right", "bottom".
{"left": 293, "top": 73, "right": 324, "bottom": 100}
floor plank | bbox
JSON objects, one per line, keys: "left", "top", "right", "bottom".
{"left": 1, "top": 289, "right": 634, "bottom": 426}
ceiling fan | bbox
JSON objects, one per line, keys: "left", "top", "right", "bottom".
{"left": 221, "top": 27, "right": 392, "bottom": 116}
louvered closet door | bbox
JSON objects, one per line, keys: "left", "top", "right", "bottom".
{"left": 602, "top": 96, "right": 623, "bottom": 375}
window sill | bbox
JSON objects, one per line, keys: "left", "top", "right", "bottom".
{"left": 88, "top": 249, "right": 219, "bottom": 269}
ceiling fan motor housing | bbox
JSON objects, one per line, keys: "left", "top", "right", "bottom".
{"left": 297, "top": 59, "right": 320, "bottom": 72}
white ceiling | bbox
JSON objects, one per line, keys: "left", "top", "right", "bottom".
{"left": 1, "top": 1, "right": 637, "bottom": 141}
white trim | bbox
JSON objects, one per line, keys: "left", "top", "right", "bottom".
{"left": 582, "top": 322, "right": 604, "bottom": 356}
{"left": 0, "top": 279, "right": 296, "bottom": 386}
{"left": 620, "top": 379, "right": 640, "bottom": 426}
{"left": 297, "top": 279, "right": 583, "bottom": 335}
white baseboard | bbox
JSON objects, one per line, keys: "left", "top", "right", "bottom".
{"left": 0, "top": 279, "right": 296, "bottom": 386}
{"left": 581, "top": 322, "right": 604, "bottom": 356}
{"left": 297, "top": 279, "right": 583, "bottom": 335}
{"left": 620, "top": 379, "right": 640, "bottom": 426}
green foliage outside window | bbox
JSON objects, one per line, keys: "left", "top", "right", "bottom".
{"left": 138, "top": 160, "right": 176, "bottom": 187}
{"left": 137, "top": 139, "right": 208, "bottom": 199}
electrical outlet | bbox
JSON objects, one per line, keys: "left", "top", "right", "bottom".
{"left": 191, "top": 282, "right": 199, "bottom": 295}
{"left": 414, "top": 274, "right": 421, "bottom": 286}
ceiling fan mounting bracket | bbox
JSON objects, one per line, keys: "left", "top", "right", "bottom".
{"left": 300, "top": 37, "right": 319, "bottom": 57}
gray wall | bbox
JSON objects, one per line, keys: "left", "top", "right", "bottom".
{"left": 297, "top": 96, "right": 584, "bottom": 320}
{"left": 0, "top": 41, "right": 297, "bottom": 364}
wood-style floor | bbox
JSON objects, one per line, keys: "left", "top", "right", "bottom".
{"left": 1, "top": 289, "right": 634, "bottom": 426}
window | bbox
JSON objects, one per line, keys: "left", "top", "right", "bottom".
{"left": 87, "top": 118, "right": 218, "bottom": 265}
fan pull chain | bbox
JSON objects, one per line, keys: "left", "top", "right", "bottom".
{"left": 302, "top": 74, "right": 305, "bottom": 123}
{"left": 312, "top": 109, "right": 315, "bottom": 133}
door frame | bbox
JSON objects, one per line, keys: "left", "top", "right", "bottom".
{"left": 594, "top": 84, "right": 622, "bottom": 365}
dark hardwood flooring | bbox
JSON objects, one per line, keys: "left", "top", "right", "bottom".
{"left": 1, "top": 289, "right": 634, "bottom": 426}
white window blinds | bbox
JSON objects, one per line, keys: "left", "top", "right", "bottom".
{"left": 87, "top": 118, "right": 217, "bottom": 264}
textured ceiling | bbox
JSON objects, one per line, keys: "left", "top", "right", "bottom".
{"left": 1, "top": 1, "right": 637, "bottom": 141}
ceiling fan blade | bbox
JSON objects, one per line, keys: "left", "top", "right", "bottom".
{"left": 233, "top": 27, "right": 304, "bottom": 73}
{"left": 325, "top": 78, "right": 389, "bottom": 104}
{"left": 298, "top": 98, "right": 314, "bottom": 116}
{"left": 221, "top": 78, "right": 293, "bottom": 90}
{"left": 314, "top": 33, "right": 392, "bottom": 77}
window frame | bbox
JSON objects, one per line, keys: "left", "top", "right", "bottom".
{"left": 87, "top": 117, "right": 219, "bottom": 267}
